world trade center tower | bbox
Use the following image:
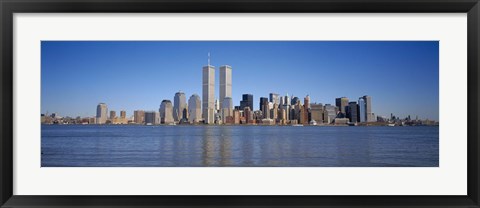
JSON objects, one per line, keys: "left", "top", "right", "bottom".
{"left": 202, "top": 55, "right": 215, "bottom": 124}
{"left": 219, "top": 65, "right": 232, "bottom": 110}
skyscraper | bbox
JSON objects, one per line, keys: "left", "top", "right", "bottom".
{"left": 363, "top": 95, "right": 374, "bottom": 122}
{"left": 335, "top": 97, "right": 349, "bottom": 115}
{"left": 358, "top": 97, "right": 366, "bottom": 122}
{"left": 173, "top": 91, "right": 187, "bottom": 121}
{"left": 240, "top": 94, "right": 253, "bottom": 111}
{"left": 261, "top": 98, "right": 269, "bottom": 119}
{"left": 120, "top": 110, "right": 126, "bottom": 119}
{"left": 285, "top": 93, "right": 291, "bottom": 106}
{"left": 160, "top": 100, "right": 174, "bottom": 124}
{"left": 202, "top": 57, "right": 215, "bottom": 124}
{"left": 221, "top": 97, "right": 233, "bottom": 123}
{"left": 304, "top": 95, "right": 311, "bottom": 109}
{"left": 219, "top": 65, "right": 232, "bottom": 109}
{"left": 133, "top": 110, "right": 145, "bottom": 124}
{"left": 348, "top": 101, "right": 358, "bottom": 123}
{"left": 96, "top": 103, "right": 108, "bottom": 124}
{"left": 324, "top": 104, "right": 337, "bottom": 124}
{"left": 269, "top": 93, "right": 280, "bottom": 105}
{"left": 188, "top": 94, "right": 202, "bottom": 123}
{"left": 259, "top": 97, "right": 268, "bottom": 112}
{"left": 109, "top": 110, "right": 116, "bottom": 120}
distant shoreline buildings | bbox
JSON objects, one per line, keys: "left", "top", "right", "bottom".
{"left": 41, "top": 54, "right": 439, "bottom": 127}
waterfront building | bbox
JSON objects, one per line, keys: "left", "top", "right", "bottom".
{"left": 144, "top": 111, "right": 160, "bottom": 125}
{"left": 272, "top": 103, "right": 279, "bottom": 120}
{"left": 173, "top": 91, "right": 188, "bottom": 121}
{"left": 261, "top": 98, "right": 270, "bottom": 119}
{"left": 160, "top": 100, "right": 174, "bottom": 124}
{"left": 233, "top": 109, "right": 241, "bottom": 124}
{"left": 335, "top": 97, "right": 349, "bottom": 115}
{"left": 133, "top": 110, "right": 145, "bottom": 124}
{"left": 188, "top": 94, "right": 202, "bottom": 123}
{"left": 279, "top": 96, "right": 285, "bottom": 106}
{"left": 281, "top": 104, "right": 290, "bottom": 123}
{"left": 269, "top": 93, "right": 280, "bottom": 105}
{"left": 299, "top": 108, "right": 307, "bottom": 124}
{"left": 324, "top": 104, "right": 337, "bottom": 124}
{"left": 259, "top": 97, "right": 268, "bottom": 112}
{"left": 244, "top": 107, "right": 253, "bottom": 123}
{"left": 240, "top": 94, "right": 253, "bottom": 111}
{"left": 348, "top": 101, "right": 358, "bottom": 123}
{"left": 219, "top": 65, "right": 232, "bottom": 109}
{"left": 310, "top": 103, "right": 324, "bottom": 124}
{"left": 221, "top": 97, "right": 233, "bottom": 124}
{"left": 302, "top": 95, "right": 310, "bottom": 124}
{"left": 202, "top": 57, "right": 215, "bottom": 124}
{"left": 304, "top": 95, "right": 311, "bottom": 109}
{"left": 109, "top": 111, "right": 116, "bottom": 120}
{"left": 363, "top": 95, "right": 375, "bottom": 122}
{"left": 96, "top": 103, "right": 108, "bottom": 124}
{"left": 120, "top": 110, "right": 126, "bottom": 119}
{"left": 358, "top": 97, "right": 366, "bottom": 122}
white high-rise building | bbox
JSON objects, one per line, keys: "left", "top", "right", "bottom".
{"left": 96, "top": 103, "right": 108, "bottom": 124}
{"left": 219, "top": 65, "right": 232, "bottom": 109}
{"left": 202, "top": 54, "right": 215, "bottom": 124}
{"left": 188, "top": 94, "right": 202, "bottom": 123}
{"left": 173, "top": 91, "right": 187, "bottom": 121}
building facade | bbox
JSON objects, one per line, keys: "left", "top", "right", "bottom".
{"left": 269, "top": 93, "right": 280, "bottom": 105}
{"left": 144, "top": 111, "right": 160, "bottom": 125}
{"left": 348, "top": 101, "right": 358, "bottom": 123}
{"left": 358, "top": 97, "right": 366, "bottom": 122}
{"left": 173, "top": 91, "right": 188, "bottom": 122}
{"left": 335, "top": 97, "right": 349, "bottom": 115}
{"left": 96, "top": 103, "right": 108, "bottom": 124}
{"left": 240, "top": 94, "right": 253, "bottom": 111}
{"left": 160, "top": 100, "right": 174, "bottom": 124}
{"left": 219, "top": 65, "right": 232, "bottom": 110}
{"left": 202, "top": 64, "right": 215, "bottom": 124}
{"left": 133, "top": 110, "right": 145, "bottom": 124}
{"left": 188, "top": 94, "right": 202, "bottom": 123}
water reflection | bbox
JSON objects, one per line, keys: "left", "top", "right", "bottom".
{"left": 41, "top": 125, "right": 439, "bottom": 167}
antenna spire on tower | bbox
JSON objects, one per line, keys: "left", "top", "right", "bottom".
{"left": 208, "top": 52, "right": 210, "bottom": 66}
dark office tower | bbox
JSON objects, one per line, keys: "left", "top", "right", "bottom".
{"left": 240, "top": 94, "right": 254, "bottom": 111}
{"left": 335, "top": 97, "right": 349, "bottom": 115}
{"left": 291, "top": 96, "right": 299, "bottom": 106}
{"left": 348, "top": 101, "right": 358, "bottom": 123}
{"left": 261, "top": 98, "right": 269, "bottom": 119}
{"left": 259, "top": 97, "right": 268, "bottom": 112}
{"left": 269, "top": 93, "right": 280, "bottom": 105}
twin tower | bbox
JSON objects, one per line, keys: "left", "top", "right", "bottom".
{"left": 202, "top": 55, "right": 232, "bottom": 124}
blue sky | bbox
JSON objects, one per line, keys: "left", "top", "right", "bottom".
{"left": 41, "top": 41, "right": 439, "bottom": 120}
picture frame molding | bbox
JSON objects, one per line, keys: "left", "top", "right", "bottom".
{"left": 1, "top": 0, "right": 479, "bottom": 207}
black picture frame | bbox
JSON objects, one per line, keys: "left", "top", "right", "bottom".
{"left": 1, "top": 0, "right": 479, "bottom": 207}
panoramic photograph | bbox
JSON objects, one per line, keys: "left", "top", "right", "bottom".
{"left": 40, "top": 41, "right": 439, "bottom": 167}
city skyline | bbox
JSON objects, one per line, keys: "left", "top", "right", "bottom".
{"left": 41, "top": 41, "right": 439, "bottom": 120}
